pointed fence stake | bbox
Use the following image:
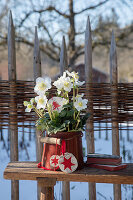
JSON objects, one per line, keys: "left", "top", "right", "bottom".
{"left": 8, "top": 10, "right": 19, "bottom": 200}
{"left": 33, "top": 26, "right": 43, "bottom": 200}
{"left": 60, "top": 36, "right": 70, "bottom": 200}
{"left": 60, "top": 36, "right": 68, "bottom": 75}
{"left": 33, "top": 26, "right": 41, "bottom": 81}
{"left": 85, "top": 16, "right": 96, "bottom": 200}
{"left": 110, "top": 30, "right": 121, "bottom": 200}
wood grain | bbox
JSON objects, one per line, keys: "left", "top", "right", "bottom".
{"left": 33, "top": 26, "right": 43, "bottom": 200}
{"left": 40, "top": 137, "right": 61, "bottom": 145}
{"left": 60, "top": 35, "right": 70, "bottom": 200}
{"left": 85, "top": 16, "right": 96, "bottom": 200}
{"left": 60, "top": 36, "right": 68, "bottom": 75}
{"left": 4, "top": 162, "right": 133, "bottom": 185}
{"left": 110, "top": 31, "right": 121, "bottom": 199}
{"left": 8, "top": 11, "right": 19, "bottom": 200}
{"left": 33, "top": 26, "right": 42, "bottom": 162}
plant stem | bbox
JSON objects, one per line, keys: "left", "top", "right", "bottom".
{"left": 33, "top": 105, "right": 42, "bottom": 118}
{"left": 47, "top": 105, "right": 52, "bottom": 120}
{"left": 73, "top": 80, "right": 76, "bottom": 120}
{"left": 75, "top": 119, "right": 80, "bottom": 130}
{"left": 76, "top": 111, "right": 80, "bottom": 120}
{"left": 77, "top": 87, "right": 79, "bottom": 96}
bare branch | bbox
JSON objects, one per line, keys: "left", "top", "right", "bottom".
{"left": 39, "top": 22, "right": 60, "bottom": 50}
{"left": 34, "top": 6, "right": 69, "bottom": 18}
{"left": 16, "top": 36, "right": 59, "bottom": 62}
{"left": 17, "top": 11, "right": 34, "bottom": 28}
{"left": 74, "top": 0, "right": 109, "bottom": 15}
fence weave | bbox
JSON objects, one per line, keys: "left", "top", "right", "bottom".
{"left": 0, "top": 81, "right": 133, "bottom": 131}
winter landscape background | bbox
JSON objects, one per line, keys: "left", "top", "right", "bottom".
{"left": 1, "top": 122, "right": 133, "bottom": 200}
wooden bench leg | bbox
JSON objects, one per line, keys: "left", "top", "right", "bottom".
{"left": 37, "top": 178, "right": 56, "bottom": 200}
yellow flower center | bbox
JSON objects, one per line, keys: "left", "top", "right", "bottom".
{"left": 38, "top": 82, "right": 46, "bottom": 90}
{"left": 24, "top": 101, "right": 28, "bottom": 106}
{"left": 38, "top": 98, "right": 44, "bottom": 104}
{"left": 27, "top": 104, "right": 32, "bottom": 109}
{"left": 64, "top": 82, "right": 70, "bottom": 87}
{"left": 74, "top": 74, "right": 79, "bottom": 80}
{"left": 78, "top": 102, "right": 83, "bottom": 107}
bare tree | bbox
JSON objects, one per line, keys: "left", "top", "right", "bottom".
{"left": 1, "top": 0, "right": 133, "bottom": 67}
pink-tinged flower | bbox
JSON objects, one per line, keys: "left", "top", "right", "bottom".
{"left": 52, "top": 101, "right": 61, "bottom": 110}
{"left": 48, "top": 97, "right": 68, "bottom": 113}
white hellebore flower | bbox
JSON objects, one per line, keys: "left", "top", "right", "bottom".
{"left": 75, "top": 80, "right": 85, "bottom": 87}
{"left": 30, "top": 98, "right": 35, "bottom": 105}
{"left": 25, "top": 103, "right": 33, "bottom": 112}
{"left": 53, "top": 73, "right": 72, "bottom": 92}
{"left": 75, "top": 93, "right": 84, "bottom": 100}
{"left": 35, "top": 95, "right": 48, "bottom": 109}
{"left": 74, "top": 97, "right": 88, "bottom": 111}
{"left": 23, "top": 101, "right": 28, "bottom": 106}
{"left": 66, "top": 70, "right": 79, "bottom": 82}
{"left": 63, "top": 77, "right": 73, "bottom": 92}
{"left": 53, "top": 72, "right": 66, "bottom": 90}
{"left": 48, "top": 97, "right": 68, "bottom": 113}
{"left": 34, "top": 77, "right": 51, "bottom": 95}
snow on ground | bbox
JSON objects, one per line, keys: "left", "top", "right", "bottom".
{"left": 1, "top": 123, "right": 133, "bottom": 200}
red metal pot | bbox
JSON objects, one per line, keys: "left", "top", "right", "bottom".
{"left": 42, "top": 131, "right": 84, "bottom": 170}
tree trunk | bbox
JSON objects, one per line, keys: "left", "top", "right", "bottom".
{"left": 68, "top": 0, "right": 75, "bottom": 66}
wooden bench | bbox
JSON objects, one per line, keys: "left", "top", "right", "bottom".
{"left": 4, "top": 162, "right": 133, "bottom": 200}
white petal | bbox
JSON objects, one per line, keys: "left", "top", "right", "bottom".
{"left": 36, "top": 77, "right": 44, "bottom": 83}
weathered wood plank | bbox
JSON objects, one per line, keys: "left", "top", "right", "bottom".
{"left": 40, "top": 137, "right": 61, "bottom": 145}
{"left": 110, "top": 31, "right": 121, "bottom": 200}
{"left": 62, "top": 181, "right": 70, "bottom": 200}
{"left": 33, "top": 26, "right": 43, "bottom": 200}
{"left": 8, "top": 10, "right": 19, "bottom": 200}
{"left": 37, "top": 178, "right": 56, "bottom": 200}
{"left": 40, "top": 187, "right": 54, "bottom": 200}
{"left": 60, "top": 36, "right": 68, "bottom": 75}
{"left": 85, "top": 16, "right": 96, "bottom": 200}
{"left": 60, "top": 35, "right": 70, "bottom": 200}
{"left": 4, "top": 162, "right": 133, "bottom": 185}
{"left": 33, "top": 26, "right": 42, "bottom": 81}
{"left": 33, "top": 26, "right": 42, "bottom": 162}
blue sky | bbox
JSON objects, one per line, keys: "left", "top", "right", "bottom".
{"left": 8, "top": 0, "right": 133, "bottom": 45}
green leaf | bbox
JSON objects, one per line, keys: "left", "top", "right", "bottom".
{"left": 60, "top": 110, "right": 67, "bottom": 117}
{"left": 66, "top": 110, "right": 74, "bottom": 117}
{"left": 63, "top": 103, "right": 73, "bottom": 109}
{"left": 45, "top": 112, "right": 50, "bottom": 119}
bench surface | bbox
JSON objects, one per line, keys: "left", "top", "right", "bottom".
{"left": 4, "top": 162, "right": 133, "bottom": 185}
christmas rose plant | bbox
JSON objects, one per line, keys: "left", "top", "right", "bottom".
{"left": 24, "top": 71, "right": 89, "bottom": 135}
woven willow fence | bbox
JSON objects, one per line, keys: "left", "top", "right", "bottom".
{"left": 1, "top": 81, "right": 133, "bottom": 131}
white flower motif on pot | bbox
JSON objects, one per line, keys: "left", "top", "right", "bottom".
{"left": 58, "top": 153, "right": 78, "bottom": 173}
{"left": 50, "top": 155, "right": 60, "bottom": 168}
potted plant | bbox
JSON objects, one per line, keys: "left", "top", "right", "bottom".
{"left": 24, "top": 70, "right": 89, "bottom": 171}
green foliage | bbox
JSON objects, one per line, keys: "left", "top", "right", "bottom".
{"left": 36, "top": 102, "right": 89, "bottom": 134}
